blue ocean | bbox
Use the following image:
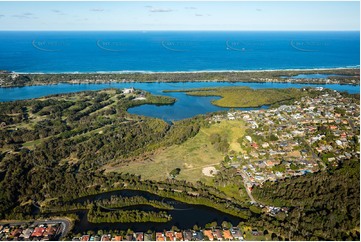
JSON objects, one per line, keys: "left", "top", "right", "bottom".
{"left": 0, "top": 31, "right": 359, "bottom": 73}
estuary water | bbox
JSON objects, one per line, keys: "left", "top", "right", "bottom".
{"left": 0, "top": 82, "right": 360, "bottom": 122}
{"left": 0, "top": 82, "right": 359, "bottom": 122}
{"left": 69, "top": 190, "right": 242, "bottom": 233}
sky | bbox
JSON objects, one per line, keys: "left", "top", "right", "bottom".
{"left": 0, "top": 1, "right": 359, "bottom": 31}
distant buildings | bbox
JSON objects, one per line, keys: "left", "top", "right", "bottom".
{"left": 123, "top": 88, "right": 134, "bottom": 94}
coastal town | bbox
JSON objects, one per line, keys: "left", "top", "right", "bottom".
{"left": 208, "top": 87, "right": 359, "bottom": 196}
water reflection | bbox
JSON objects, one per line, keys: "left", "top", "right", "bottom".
{"left": 68, "top": 190, "right": 242, "bottom": 233}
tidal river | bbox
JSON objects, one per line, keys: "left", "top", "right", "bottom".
{"left": 67, "top": 190, "right": 242, "bottom": 233}
{"left": 0, "top": 81, "right": 359, "bottom": 122}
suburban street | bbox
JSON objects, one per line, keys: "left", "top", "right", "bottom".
{"left": 239, "top": 170, "right": 257, "bottom": 204}
{"left": 0, "top": 218, "right": 72, "bottom": 239}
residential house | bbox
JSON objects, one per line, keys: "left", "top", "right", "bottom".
{"left": 101, "top": 235, "right": 111, "bottom": 241}
{"left": 143, "top": 233, "right": 152, "bottom": 241}
{"left": 135, "top": 232, "right": 144, "bottom": 241}
{"left": 192, "top": 231, "right": 204, "bottom": 241}
{"left": 112, "top": 235, "right": 122, "bottom": 241}
{"left": 123, "top": 88, "right": 134, "bottom": 94}
{"left": 222, "top": 230, "right": 233, "bottom": 240}
{"left": 165, "top": 231, "right": 175, "bottom": 241}
{"left": 10, "top": 228, "right": 22, "bottom": 237}
{"left": 31, "top": 227, "right": 46, "bottom": 237}
{"left": 125, "top": 234, "right": 133, "bottom": 241}
{"left": 81, "top": 235, "right": 90, "bottom": 241}
{"left": 174, "top": 232, "right": 183, "bottom": 241}
{"left": 156, "top": 232, "right": 165, "bottom": 241}
{"left": 203, "top": 230, "right": 214, "bottom": 241}
{"left": 230, "top": 227, "right": 243, "bottom": 240}
{"left": 20, "top": 228, "right": 34, "bottom": 239}
{"left": 251, "top": 229, "right": 263, "bottom": 236}
{"left": 43, "top": 226, "right": 57, "bottom": 239}
{"left": 183, "top": 230, "right": 192, "bottom": 241}
{"left": 213, "top": 229, "right": 223, "bottom": 241}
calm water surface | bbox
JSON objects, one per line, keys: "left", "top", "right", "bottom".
{"left": 280, "top": 73, "right": 353, "bottom": 79}
{"left": 0, "top": 82, "right": 359, "bottom": 122}
{"left": 64, "top": 190, "right": 243, "bottom": 233}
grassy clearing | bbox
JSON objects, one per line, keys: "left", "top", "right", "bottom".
{"left": 168, "top": 87, "right": 304, "bottom": 108}
{"left": 243, "top": 231, "right": 271, "bottom": 241}
{"left": 22, "top": 139, "right": 43, "bottom": 150}
{"left": 109, "top": 120, "right": 246, "bottom": 183}
{"left": 217, "top": 183, "right": 249, "bottom": 200}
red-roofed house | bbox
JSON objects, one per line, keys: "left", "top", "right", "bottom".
{"left": 203, "top": 230, "right": 214, "bottom": 241}
{"left": 213, "top": 229, "right": 223, "bottom": 241}
{"left": 251, "top": 142, "right": 259, "bottom": 149}
{"left": 10, "top": 228, "right": 22, "bottom": 237}
{"left": 81, "top": 235, "right": 90, "bottom": 241}
{"left": 156, "top": 232, "right": 165, "bottom": 241}
{"left": 223, "top": 230, "right": 233, "bottom": 240}
{"left": 43, "top": 226, "right": 57, "bottom": 237}
{"left": 31, "top": 227, "right": 46, "bottom": 237}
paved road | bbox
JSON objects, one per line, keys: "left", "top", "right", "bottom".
{"left": 300, "top": 135, "right": 327, "bottom": 171}
{"left": 348, "top": 118, "right": 356, "bottom": 132}
{"left": 239, "top": 170, "right": 257, "bottom": 204}
{"left": 0, "top": 218, "right": 71, "bottom": 240}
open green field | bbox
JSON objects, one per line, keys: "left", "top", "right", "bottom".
{"left": 108, "top": 120, "right": 246, "bottom": 183}
{"left": 166, "top": 87, "right": 305, "bottom": 108}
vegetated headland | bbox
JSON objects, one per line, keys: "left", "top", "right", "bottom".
{"left": 0, "top": 68, "right": 359, "bottom": 87}
{"left": 164, "top": 87, "right": 306, "bottom": 108}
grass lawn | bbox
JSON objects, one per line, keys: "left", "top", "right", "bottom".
{"left": 216, "top": 183, "right": 249, "bottom": 201}
{"left": 243, "top": 231, "right": 271, "bottom": 241}
{"left": 22, "top": 139, "right": 43, "bottom": 150}
{"left": 106, "top": 120, "right": 246, "bottom": 184}
{"left": 241, "top": 226, "right": 272, "bottom": 241}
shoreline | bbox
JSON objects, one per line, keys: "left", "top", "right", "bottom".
{"left": 6, "top": 66, "right": 360, "bottom": 75}
{"left": 0, "top": 80, "right": 359, "bottom": 91}
{"left": 0, "top": 67, "right": 359, "bottom": 88}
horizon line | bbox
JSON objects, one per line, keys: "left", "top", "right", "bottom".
{"left": 8, "top": 66, "right": 361, "bottom": 75}
{"left": 0, "top": 29, "right": 360, "bottom": 32}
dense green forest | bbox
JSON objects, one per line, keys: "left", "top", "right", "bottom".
{"left": 0, "top": 88, "right": 252, "bottom": 227}
{"left": 41, "top": 195, "right": 174, "bottom": 213}
{"left": 165, "top": 87, "right": 306, "bottom": 107}
{"left": 0, "top": 89, "right": 204, "bottom": 218}
{"left": 252, "top": 159, "right": 360, "bottom": 240}
{"left": 0, "top": 68, "right": 359, "bottom": 87}
{"left": 87, "top": 204, "right": 171, "bottom": 223}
